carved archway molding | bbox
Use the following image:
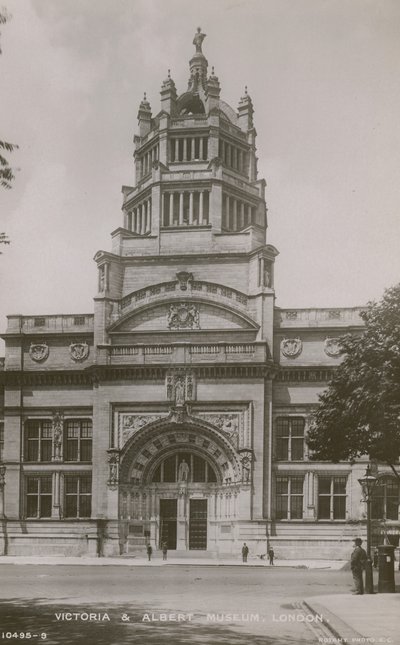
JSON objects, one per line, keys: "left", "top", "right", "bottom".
{"left": 118, "top": 407, "right": 243, "bottom": 485}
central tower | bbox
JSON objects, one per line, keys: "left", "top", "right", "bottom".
{"left": 92, "top": 29, "right": 278, "bottom": 555}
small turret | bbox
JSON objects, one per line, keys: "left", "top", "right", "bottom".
{"left": 160, "top": 70, "right": 177, "bottom": 115}
{"left": 237, "top": 87, "right": 254, "bottom": 132}
{"left": 137, "top": 92, "right": 152, "bottom": 138}
{"left": 206, "top": 66, "right": 221, "bottom": 111}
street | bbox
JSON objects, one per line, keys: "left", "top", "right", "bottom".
{"left": 0, "top": 564, "right": 351, "bottom": 645}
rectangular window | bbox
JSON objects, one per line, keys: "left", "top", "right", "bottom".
{"left": 34, "top": 317, "right": 46, "bottom": 327}
{"left": 64, "top": 420, "right": 92, "bottom": 462}
{"left": 275, "top": 417, "right": 305, "bottom": 461}
{"left": 318, "top": 476, "right": 347, "bottom": 520}
{"left": 25, "top": 420, "right": 52, "bottom": 462}
{"left": 64, "top": 475, "right": 92, "bottom": 518}
{"left": 276, "top": 476, "right": 304, "bottom": 520}
{"left": 26, "top": 475, "right": 52, "bottom": 518}
{"left": 73, "top": 316, "right": 85, "bottom": 325}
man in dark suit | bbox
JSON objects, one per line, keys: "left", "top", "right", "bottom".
{"left": 351, "top": 538, "right": 367, "bottom": 594}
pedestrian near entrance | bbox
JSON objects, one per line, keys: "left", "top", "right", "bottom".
{"left": 268, "top": 547, "right": 274, "bottom": 565}
{"left": 146, "top": 543, "right": 153, "bottom": 562}
{"left": 350, "top": 538, "right": 367, "bottom": 594}
{"left": 242, "top": 543, "right": 249, "bottom": 563}
{"left": 162, "top": 541, "right": 168, "bottom": 561}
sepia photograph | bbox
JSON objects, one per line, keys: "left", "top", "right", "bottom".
{"left": 0, "top": 1, "right": 399, "bottom": 643}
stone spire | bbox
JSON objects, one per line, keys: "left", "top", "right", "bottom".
{"left": 188, "top": 27, "right": 208, "bottom": 92}
{"left": 137, "top": 92, "right": 152, "bottom": 137}
{"left": 160, "top": 69, "right": 177, "bottom": 114}
{"left": 237, "top": 86, "right": 254, "bottom": 131}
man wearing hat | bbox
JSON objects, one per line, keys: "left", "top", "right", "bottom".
{"left": 350, "top": 538, "right": 367, "bottom": 594}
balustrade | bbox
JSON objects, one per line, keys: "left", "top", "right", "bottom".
{"left": 162, "top": 190, "right": 209, "bottom": 227}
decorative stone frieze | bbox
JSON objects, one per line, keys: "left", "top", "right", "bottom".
{"left": 118, "top": 413, "right": 168, "bottom": 448}
{"left": 29, "top": 342, "right": 49, "bottom": 362}
{"left": 281, "top": 337, "right": 302, "bottom": 358}
{"left": 69, "top": 341, "right": 89, "bottom": 362}
{"left": 197, "top": 411, "right": 245, "bottom": 449}
{"left": 238, "top": 449, "right": 253, "bottom": 484}
{"left": 324, "top": 337, "right": 342, "bottom": 357}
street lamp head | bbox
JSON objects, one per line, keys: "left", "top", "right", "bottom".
{"left": 358, "top": 464, "right": 378, "bottom": 501}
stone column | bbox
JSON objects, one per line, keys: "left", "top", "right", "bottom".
{"left": 175, "top": 139, "right": 179, "bottom": 162}
{"left": 191, "top": 138, "right": 195, "bottom": 161}
{"left": 52, "top": 471, "right": 61, "bottom": 518}
{"left": 183, "top": 138, "right": 188, "bottom": 162}
{"left": 147, "top": 198, "right": 151, "bottom": 232}
{"left": 199, "top": 191, "right": 204, "bottom": 225}
{"left": 199, "top": 138, "right": 204, "bottom": 161}
{"left": 238, "top": 150, "right": 242, "bottom": 173}
{"left": 179, "top": 192, "right": 184, "bottom": 226}
{"left": 304, "top": 472, "right": 316, "bottom": 520}
{"left": 141, "top": 202, "right": 147, "bottom": 235}
{"left": 169, "top": 192, "right": 174, "bottom": 226}
{"left": 176, "top": 486, "right": 188, "bottom": 550}
{"left": 161, "top": 193, "right": 165, "bottom": 226}
{"left": 232, "top": 199, "right": 238, "bottom": 231}
{"left": 240, "top": 201, "right": 245, "bottom": 229}
{"left": 189, "top": 191, "right": 194, "bottom": 225}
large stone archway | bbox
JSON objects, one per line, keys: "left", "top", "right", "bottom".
{"left": 115, "top": 408, "right": 252, "bottom": 552}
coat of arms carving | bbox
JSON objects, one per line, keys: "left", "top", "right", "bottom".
{"left": 281, "top": 337, "right": 302, "bottom": 358}
{"left": 69, "top": 342, "right": 89, "bottom": 362}
{"left": 29, "top": 343, "right": 49, "bottom": 362}
{"left": 167, "top": 303, "right": 200, "bottom": 329}
{"left": 324, "top": 337, "right": 342, "bottom": 357}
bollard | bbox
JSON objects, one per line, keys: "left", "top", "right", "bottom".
{"left": 378, "top": 544, "right": 395, "bottom": 593}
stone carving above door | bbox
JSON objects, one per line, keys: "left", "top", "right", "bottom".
{"left": 118, "top": 413, "right": 169, "bottom": 448}
{"left": 69, "top": 342, "right": 89, "bottom": 362}
{"left": 197, "top": 412, "right": 243, "bottom": 449}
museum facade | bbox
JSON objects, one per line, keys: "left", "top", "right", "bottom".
{"left": 0, "top": 31, "right": 398, "bottom": 558}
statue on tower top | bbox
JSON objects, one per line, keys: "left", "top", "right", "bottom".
{"left": 193, "top": 27, "right": 206, "bottom": 53}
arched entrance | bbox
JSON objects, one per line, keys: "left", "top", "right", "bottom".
{"left": 118, "top": 411, "right": 246, "bottom": 552}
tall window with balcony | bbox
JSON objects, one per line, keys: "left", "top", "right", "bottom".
{"left": 318, "top": 476, "right": 347, "bottom": 520}
{"left": 64, "top": 420, "right": 92, "bottom": 462}
{"left": 25, "top": 420, "right": 52, "bottom": 462}
{"left": 275, "top": 417, "right": 305, "bottom": 461}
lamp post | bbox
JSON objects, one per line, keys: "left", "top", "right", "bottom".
{"left": 358, "top": 464, "right": 378, "bottom": 594}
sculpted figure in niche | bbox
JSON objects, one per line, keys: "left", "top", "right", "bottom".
{"left": 175, "top": 379, "right": 185, "bottom": 406}
{"left": 178, "top": 459, "right": 190, "bottom": 482}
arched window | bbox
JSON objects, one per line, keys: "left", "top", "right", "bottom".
{"left": 151, "top": 451, "right": 217, "bottom": 483}
{"left": 371, "top": 477, "right": 399, "bottom": 521}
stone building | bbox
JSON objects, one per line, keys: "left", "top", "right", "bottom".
{"left": 0, "top": 30, "right": 398, "bottom": 558}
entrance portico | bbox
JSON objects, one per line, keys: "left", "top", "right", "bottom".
{"left": 116, "top": 409, "right": 253, "bottom": 553}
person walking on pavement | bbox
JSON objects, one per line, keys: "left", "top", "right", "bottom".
{"left": 162, "top": 541, "right": 168, "bottom": 561}
{"left": 351, "top": 537, "right": 367, "bottom": 594}
{"left": 146, "top": 543, "right": 153, "bottom": 562}
{"left": 242, "top": 543, "right": 249, "bottom": 563}
{"left": 268, "top": 547, "right": 274, "bottom": 565}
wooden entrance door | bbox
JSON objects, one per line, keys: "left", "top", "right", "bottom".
{"left": 189, "top": 499, "right": 207, "bottom": 550}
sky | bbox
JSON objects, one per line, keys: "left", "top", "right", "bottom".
{"left": 1, "top": 0, "right": 400, "bottom": 347}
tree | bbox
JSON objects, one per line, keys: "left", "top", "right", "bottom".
{"left": 1, "top": 6, "right": 18, "bottom": 252}
{"left": 307, "top": 284, "right": 400, "bottom": 480}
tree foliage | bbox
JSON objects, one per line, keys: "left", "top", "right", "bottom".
{"left": 307, "top": 284, "right": 400, "bottom": 478}
{"left": 1, "top": 6, "right": 17, "bottom": 252}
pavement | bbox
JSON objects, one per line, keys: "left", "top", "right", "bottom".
{"left": 305, "top": 593, "right": 399, "bottom": 644}
{"left": 0, "top": 554, "right": 347, "bottom": 569}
